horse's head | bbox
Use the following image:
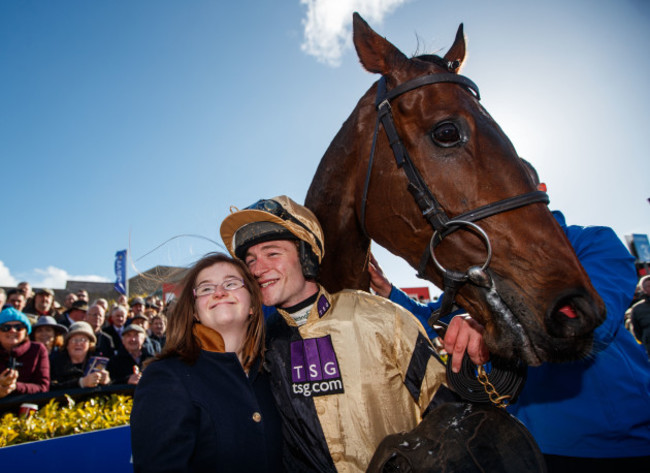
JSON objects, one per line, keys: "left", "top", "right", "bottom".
{"left": 305, "top": 13, "right": 606, "bottom": 366}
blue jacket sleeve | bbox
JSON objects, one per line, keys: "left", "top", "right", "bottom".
{"left": 388, "top": 285, "right": 441, "bottom": 339}
{"left": 559, "top": 214, "right": 637, "bottom": 352}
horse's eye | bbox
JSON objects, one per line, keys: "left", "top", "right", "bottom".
{"left": 431, "top": 122, "right": 462, "bottom": 147}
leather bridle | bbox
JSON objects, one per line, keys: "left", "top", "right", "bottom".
{"left": 361, "top": 72, "right": 550, "bottom": 322}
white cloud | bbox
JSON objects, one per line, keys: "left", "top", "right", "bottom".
{"left": 300, "top": 0, "right": 408, "bottom": 67}
{"left": 0, "top": 261, "right": 109, "bottom": 290}
{"left": 32, "top": 266, "right": 110, "bottom": 289}
{"left": 0, "top": 261, "right": 18, "bottom": 287}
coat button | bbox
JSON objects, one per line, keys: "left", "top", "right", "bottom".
{"left": 252, "top": 412, "right": 262, "bottom": 423}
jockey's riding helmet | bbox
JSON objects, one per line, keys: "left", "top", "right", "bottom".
{"left": 220, "top": 196, "right": 324, "bottom": 279}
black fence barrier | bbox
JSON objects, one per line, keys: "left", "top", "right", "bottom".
{"left": 0, "top": 384, "right": 135, "bottom": 414}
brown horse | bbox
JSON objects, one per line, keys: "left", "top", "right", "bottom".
{"left": 305, "top": 13, "right": 605, "bottom": 367}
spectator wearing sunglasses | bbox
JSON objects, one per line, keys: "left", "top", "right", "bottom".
{"left": 0, "top": 307, "right": 50, "bottom": 398}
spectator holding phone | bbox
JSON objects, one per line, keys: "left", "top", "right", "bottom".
{"left": 49, "top": 321, "right": 111, "bottom": 390}
{"left": 0, "top": 307, "right": 50, "bottom": 398}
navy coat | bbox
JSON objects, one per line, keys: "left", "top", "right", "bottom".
{"left": 130, "top": 351, "right": 284, "bottom": 473}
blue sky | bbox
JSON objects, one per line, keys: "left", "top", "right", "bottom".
{"left": 1, "top": 0, "right": 649, "bottom": 297}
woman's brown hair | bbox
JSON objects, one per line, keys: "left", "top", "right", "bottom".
{"left": 156, "top": 252, "right": 265, "bottom": 371}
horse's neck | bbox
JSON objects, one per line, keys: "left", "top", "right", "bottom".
{"left": 305, "top": 105, "right": 372, "bottom": 293}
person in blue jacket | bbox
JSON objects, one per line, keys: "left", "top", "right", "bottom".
{"left": 130, "top": 252, "right": 284, "bottom": 473}
{"left": 369, "top": 162, "right": 650, "bottom": 472}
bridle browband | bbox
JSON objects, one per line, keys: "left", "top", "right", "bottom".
{"left": 361, "top": 72, "right": 550, "bottom": 322}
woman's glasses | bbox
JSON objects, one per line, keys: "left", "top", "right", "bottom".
{"left": 0, "top": 323, "right": 26, "bottom": 333}
{"left": 193, "top": 278, "right": 245, "bottom": 297}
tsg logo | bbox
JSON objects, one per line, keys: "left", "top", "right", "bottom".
{"left": 290, "top": 336, "right": 344, "bottom": 398}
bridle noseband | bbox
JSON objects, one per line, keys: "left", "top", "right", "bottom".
{"left": 361, "top": 72, "right": 550, "bottom": 322}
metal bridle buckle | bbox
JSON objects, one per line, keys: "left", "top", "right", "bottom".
{"left": 430, "top": 220, "right": 493, "bottom": 280}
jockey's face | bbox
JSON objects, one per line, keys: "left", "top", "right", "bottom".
{"left": 245, "top": 240, "right": 318, "bottom": 308}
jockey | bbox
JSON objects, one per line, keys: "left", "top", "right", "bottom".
{"left": 220, "top": 195, "right": 486, "bottom": 472}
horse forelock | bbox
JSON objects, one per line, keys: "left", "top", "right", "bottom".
{"left": 412, "top": 53, "right": 449, "bottom": 70}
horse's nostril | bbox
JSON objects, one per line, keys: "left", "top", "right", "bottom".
{"left": 546, "top": 294, "right": 598, "bottom": 340}
{"left": 557, "top": 305, "right": 577, "bottom": 319}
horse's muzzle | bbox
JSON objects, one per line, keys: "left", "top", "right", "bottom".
{"left": 543, "top": 290, "right": 606, "bottom": 358}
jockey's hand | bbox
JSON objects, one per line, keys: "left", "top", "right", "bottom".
{"left": 444, "top": 315, "right": 489, "bottom": 373}
{"left": 368, "top": 253, "right": 392, "bottom": 298}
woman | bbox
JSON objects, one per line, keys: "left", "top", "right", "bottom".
{"left": 130, "top": 253, "right": 284, "bottom": 473}
{"left": 49, "top": 321, "right": 111, "bottom": 390}
{"left": 30, "top": 315, "right": 67, "bottom": 355}
{"left": 0, "top": 307, "right": 50, "bottom": 398}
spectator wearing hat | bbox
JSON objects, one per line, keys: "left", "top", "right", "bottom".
{"left": 130, "top": 314, "right": 161, "bottom": 354}
{"left": 104, "top": 304, "right": 129, "bottom": 353}
{"left": 0, "top": 307, "right": 50, "bottom": 398}
{"left": 144, "top": 296, "right": 162, "bottom": 317}
{"left": 23, "top": 288, "right": 57, "bottom": 319}
{"left": 108, "top": 324, "right": 155, "bottom": 385}
{"left": 31, "top": 315, "right": 68, "bottom": 355}
{"left": 58, "top": 300, "right": 89, "bottom": 328}
{"left": 5, "top": 289, "right": 26, "bottom": 312}
{"left": 130, "top": 297, "right": 146, "bottom": 319}
{"left": 50, "top": 321, "right": 111, "bottom": 390}
{"left": 85, "top": 304, "right": 115, "bottom": 358}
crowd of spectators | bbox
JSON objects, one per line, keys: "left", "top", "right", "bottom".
{"left": 0, "top": 283, "right": 171, "bottom": 402}
{"left": 2, "top": 270, "right": 648, "bottom": 404}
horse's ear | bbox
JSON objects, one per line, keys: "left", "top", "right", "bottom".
{"left": 443, "top": 24, "right": 466, "bottom": 73}
{"left": 352, "top": 12, "right": 408, "bottom": 75}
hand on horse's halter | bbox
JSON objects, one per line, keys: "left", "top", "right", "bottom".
{"left": 367, "top": 253, "right": 392, "bottom": 298}
{"left": 444, "top": 315, "right": 490, "bottom": 373}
